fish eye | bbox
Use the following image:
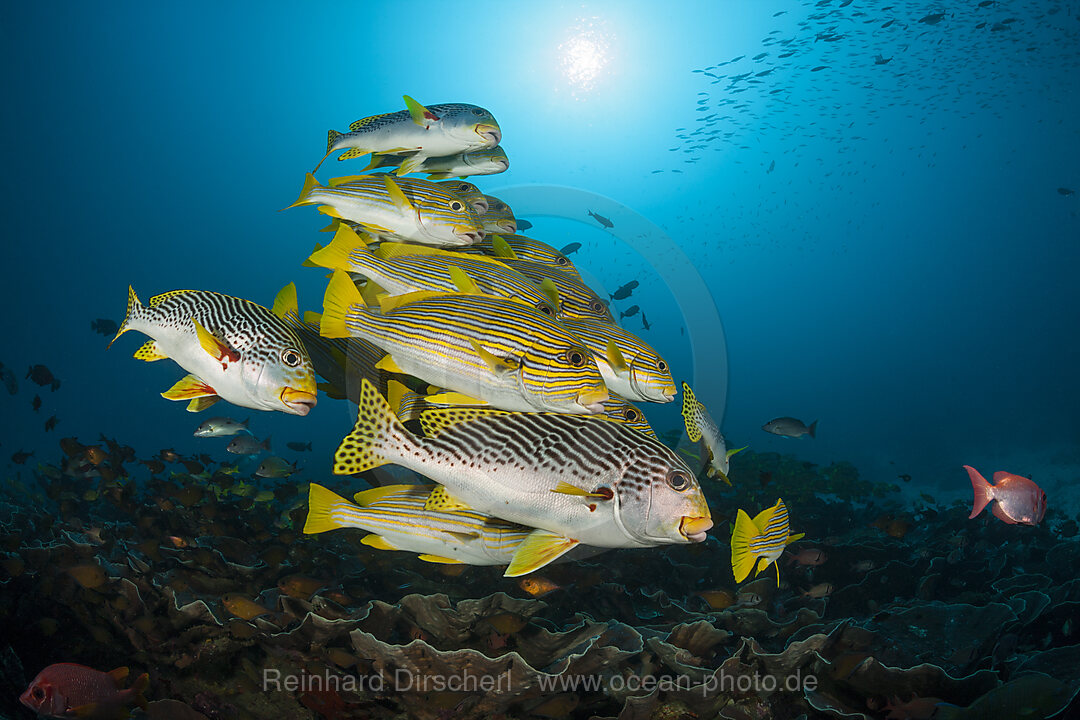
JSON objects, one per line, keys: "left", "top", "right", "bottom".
{"left": 565, "top": 349, "right": 588, "bottom": 368}
{"left": 666, "top": 470, "right": 691, "bottom": 491}
{"left": 536, "top": 302, "right": 555, "bottom": 316}
{"left": 457, "top": 184, "right": 469, "bottom": 191}
{"left": 556, "top": 256, "right": 569, "bottom": 266}
{"left": 590, "top": 299, "right": 607, "bottom": 314}
{"left": 624, "top": 408, "right": 641, "bottom": 422}
{"left": 657, "top": 360, "right": 668, "bottom": 372}
{"left": 281, "top": 349, "right": 302, "bottom": 367}
{"left": 449, "top": 201, "right": 463, "bottom": 211}
{"left": 472, "top": 108, "right": 485, "bottom": 116}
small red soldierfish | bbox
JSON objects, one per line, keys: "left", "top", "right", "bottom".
{"left": 964, "top": 465, "right": 1046, "bottom": 526}
{"left": 787, "top": 548, "right": 827, "bottom": 566}
{"left": 20, "top": 663, "right": 149, "bottom": 719}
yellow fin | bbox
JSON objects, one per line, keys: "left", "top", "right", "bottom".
{"left": 751, "top": 502, "right": 779, "bottom": 531}
{"left": 304, "top": 483, "right": 349, "bottom": 534}
{"left": 304, "top": 311, "right": 322, "bottom": 326}
{"left": 133, "top": 339, "right": 167, "bottom": 362}
{"left": 681, "top": 382, "right": 702, "bottom": 442}
{"left": 490, "top": 234, "right": 518, "bottom": 259}
{"left": 320, "top": 270, "right": 364, "bottom": 339}
{"left": 375, "top": 354, "right": 404, "bottom": 374}
{"left": 711, "top": 468, "right": 733, "bottom": 487}
{"left": 504, "top": 530, "right": 579, "bottom": 578}
{"left": 360, "top": 280, "right": 385, "bottom": 307}
{"left": 419, "top": 406, "right": 506, "bottom": 438}
{"left": 539, "top": 278, "right": 561, "bottom": 310}
{"left": 317, "top": 205, "right": 342, "bottom": 219}
{"left": 301, "top": 243, "right": 324, "bottom": 268}
{"left": 606, "top": 340, "right": 629, "bottom": 376}
{"left": 418, "top": 554, "right": 464, "bottom": 565}
{"left": 361, "top": 534, "right": 399, "bottom": 551}
{"left": 382, "top": 175, "right": 414, "bottom": 214}
{"left": 192, "top": 318, "right": 238, "bottom": 364}
{"left": 338, "top": 148, "right": 371, "bottom": 161}
{"left": 448, "top": 266, "right": 480, "bottom": 294}
{"left": 272, "top": 282, "right": 298, "bottom": 319}
{"left": 309, "top": 223, "right": 367, "bottom": 271}
{"left": 425, "top": 391, "right": 488, "bottom": 406}
{"left": 186, "top": 396, "right": 220, "bottom": 412}
{"left": 376, "top": 241, "right": 450, "bottom": 260}
{"left": 328, "top": 174, "right": 372, "bottom": 187}
{"left": 387, "top": 380, "right": 426, "bottom": 422}
{"left": 403, "top": 94, "right": 438, "bottom": 126}
{"left": 424, "top": 485, "right": 471, "bottom": 512}
{"left": 108, "top": 286, "right": 142, "bottom": 349}
{"left": 162, "top": 374, "right": 216, "bottom": 401}
{"left": 470, "top": 339, "right": 519, "bottom": 376}
{"left": 333, "top": 379, "right": 415, "bottom": 475}
{"left": 787, "top": 532, "right": 806, "bottom": 544}
{"left": 730, "top": 509, "right": 758, "bottom": 583}
{"left": 106, "top": 667, "right": 129, "bottom": 686}
{"left": 319, "top": 220, "right": 340, "bottom": 233}
{"left": 352, "top": 484, "right": 412, "bottom": 506}
{"left": 551, "top": 481, "right": 611, "bottom": 499}
{"left": 727, "top": 446, "right": 747, "bottom": 459}
{"left": 284, "top": 172, "right": 322, "bottom": 211}
{"left": 377, "top": 290, "right": 449, "bottom": 313}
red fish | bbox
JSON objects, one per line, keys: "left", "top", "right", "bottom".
{"left": 965, "top": 465, "right": 1046, "bottom": 526}
{"left": 20, "top": 663, "right": 148, "bottom": 719}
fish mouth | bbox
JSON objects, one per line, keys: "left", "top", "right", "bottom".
{"left": 578, "top": 388, "right": 609, "bottom": 414}
{"left": 680, "top": 516, "right": 713, "bottom": 542}
{"left": 476, "top": 124, "right": 501, "bottom": 146}
{"left": 454, "top": 229, "right": 484, "bottom": 245}
{"left": 659, "top": 385, "right": 677, "bottom": 402}
{"left": 281, "top": 388, "right": 317, "bottom": 416}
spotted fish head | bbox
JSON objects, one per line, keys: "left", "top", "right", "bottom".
{"left": 628, "top": 353, "right": 677, "bottom": 403}
{"left": 438, "top": 104, "right": 502, "bottom": 150}
{"left": 518, "top": 342, "right": 609, "bottom": 414}
{"left": 616, "top": 449, "right": 712, "bottom": 544}
{"left": 249, "top": 336, "right": 318, "bottom": 416}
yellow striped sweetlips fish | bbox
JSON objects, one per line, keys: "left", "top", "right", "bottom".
{"left": 320, "top": 271, "right": 608, "bottom": 414}
{"left": 287, "top": 173, "right": 483, "bottom": 247}
{"left": 730, "top": 498, "right": 804, "bottom": 585}
{"left": 108, "top": 285, "right": 317, "bottom": 415}
{"left": 561, "top": 317, "right": 676, "bottom": 403}
{"left": 472, "top": 234, "right": 581, "bottom": 277}
{"left": 479, "top": 194, "right": 517, "bottom": 234}
{"left": 505, "top": 257, "right": 614, "bottom": 322}
{"left": 681, "top": 382, "right": 745, "bottom": 484}
{"left": 332, "top": 379, "right": 713, "bottom": 574}
{"left": 308, "top": 226, "right": 557, "bottom": 317}
{"left": 314, "top": 95, "right": 501, "bottom": 175}
{"left": 436, "top": 180, "right": 488, "bottom": 214}
{"left": 387, "top": 380, "right": 655, "bottom": 438}
{"left": 305, "top": 483, "right": 532, "bottom": 568}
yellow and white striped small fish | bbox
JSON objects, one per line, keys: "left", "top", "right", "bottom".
{"left": 320, "top": 271, "right": 608, "bottom": 414}
{"left": 287, "top": 173, "right": 483, "bottom": 247}
{"left": 307, "top": 225, "right": 557, "bottom": 317}
{"left": 479, "top": 194, "right": 517, "bottom": 234}
{"left": 471, "top": 234, "right": 582, "bottom": 277}
{"left": 562, "top": 317, "right": 677, "bottom": 404}
{"left": 304, "top": 483, "right": 534, "bottom": 568}
{"left": 681, "top": 382, "right": 745, "bottom": 484}
{"left": 730, "top": 499, "right": 804, "bottom": 585}
{"left": 314, "top": 96, "right": 501, "bottom": 175}
{"left": 109, "top": 285, "right": 317, "bottom": 415}
{"left": 506, "top": 258, "right": 614, "bottom": 322}
{"left": 436, "top": 180, "right": 488, "bottom": 214}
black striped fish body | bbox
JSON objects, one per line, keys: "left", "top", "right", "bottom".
{"left": 436, "top": 180, "right": 488, "bottom": 214}
{"left": 681, "top": 382, "right": 744, "bottom": 483}
{"left": 320, "top": 272, "right": 608, "bottom": 414}
{"left": 467, "top": 234, "right": 582, "bottom": 278}
{"left": 333, "top": 379, "right": 713, "bottom": 549}
{"left": 479, "top": 194, "right": 517, "bottom": 234}
{"left": 289, "top": 174, "right": 483, "bottom": 248}
{"left": 505, "top": 258, "right": 614, "bottom": 322}
{"left": 317, "top": 99, "right": 501, "bottom": 175}
{"left": 561, "top": 317, "right": 677, "bottom": 403}
{"left": 305, "top": 484, "right": 530, "bottom": 566}
{"left": 110, "top": 287, "right": 317, "bottom": 415}
{"left": 309, "top": 227, "right": 556, "bottom": 316}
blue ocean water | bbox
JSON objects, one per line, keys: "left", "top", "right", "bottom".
{"left": 3, "top": 1, "right": 1080, "bottom": 717}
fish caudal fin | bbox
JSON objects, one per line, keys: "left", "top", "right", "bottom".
{"left": 320, "top": 270, "right": 364, "bottom": 339}
{"left": 964, "top": 465, "right": 994, "bottom": 519}
{"left": 312, "top": 130, "right": 341, "bottom": 173}
{"left": 681, "top": 382, "right": 703, "bottom": 442}
{"left": 730, "top": 509, "right": 759, "bottom": 583}
{"left": 284, "top": 172, "right": 322, "bottom": 211}
{"left": 308, "top": 223, "right": 369, "bottom": 273}
{"left": 304, "top": 483, "right": 350, "bottom": 534}
{"left": 333, "top": 378, "right": 420, "bottom": 475}
{"left": 808, "top": 420, "right": 818, "bottom": 438}
{"left": 128, "top": 672, "right": 150, "bottom": 712}
{"left": 108, "top": 286, "right": 145, "bottom": 349}
{"left": 505, "top": 530, "right": 579, "bottom": 577}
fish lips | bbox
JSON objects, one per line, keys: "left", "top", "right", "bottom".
{"left": 280, "top": 388, "right": 317, "bottom": 416}
{"left": 680, "top": 516, "right": 713, "bottom": 542}
{"left": 476, "top": 124, "right": 501, "bottom": 146}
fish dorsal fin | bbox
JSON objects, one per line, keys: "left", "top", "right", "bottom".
{"left": 301, "top": 242, "right": 325, "bottom": 267}
{"left": 192, "top": 319, "right": 239, "bottom": 365}
{"left": 327, "top": 174, "right": 373, "bottom": 187}
{"left": 420, "top": 407, "right": 507, "bottom": 438}
{"left": 403, "top": 95, "right": 440, "bottom": 126}
{"left": 375, "top": 354, "right": 405, "bottom": 374}
{"left": 448, "top": 266, "right": 480, "bottom": 294}
{"left": 375, "top": 241, "right": 452, "bottom": 260}
{"left": 303, "top": 311, "right": 322, "bottom": 326}
{"left": 418, "top": 554, "right": 464, "bottom": 564}
{"left": 106, "top": 667, "right": 129, "bottom": 687}
{"left": 504, "top": 530, "right": 579, "bottom": 578}
{"left": 751, "top": 503, "right": 778, "bottom": 532}
{"left": 148, "top": 289, "right": 191, "bottom": 307}
{"left": 470, "top": 339, "right": 520, "bottom": 377}
{"left": 361, "top": 534, "right": 400, "bottom": 551}
{"left": 681, "top": 382, "right": 702, "bottom": 442}
{"left": 161, "top": 374, "right": 217, "bottom": 401}
{"left": 606, "top": 340, "right": 630, "bottom": 377}
{"left": 187, "top": 396, "right": 220, "bottom": 412}
{"left": 424, "top": 485, "right": 471, "bottom": 512}
{"left": 490, "top": 234, "right": 518, "bottom": 259}
{"left": 387, "top": 380, "right": 427, "bottom": 422}
{"left": 349, "top": 112, "right": 393, "bottom": 132}
{"left": 352, "top": 484, "right": 412, "bottom": 506}
{"left": 382, "top": 175, "right": 414, "bottom": 214}
{"left": 133, "top": 339, "right": 168, "bottom": 362}
{"left": 539, "top": 278, "right": 561, "bottom": 310}
{"left": 360, "top": 280, "right": 385, "bottom": 307}
{"left": 318, "top": 220, "right": 340, "bottom": 233}
{"left": 377, "top": 290, "right": 450, "bottom": 313}
{"left": 272, "top": 282, "right": 298, "bottom": 319}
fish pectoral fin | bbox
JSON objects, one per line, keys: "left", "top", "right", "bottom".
{"left": 382, "top": 175, "right": 415, "bottom": 214}
{"left": 446, "top": 531, "right": 481, "bottom": 542}
{"left": 425, "top": 392, "right": 488, "bottom": 407}
{"left": 539, "top": 279, "right": 561, "bottom": 310}
{"left": 395, "top": 153, "right": 429, "bottom": 176}
{"left": 727, "top": 446, "right": 748, "bottom": 459}
{"left": 375, "top": 354, "right": 405, "bottom": 374}
{"left": 424, "top": 485, "right": 472, "bottom": 513}
{"left": 448, "top": 266, "right": 481, "bottom": 295}
{"left": 489, "top": 235, "right": 518, "bottom": 259}
{"left": 470, "top": 339, "right": 519, "bottom": 377}
{"left": 317, "top": 205, "right": 342, "bottom": 219}
{"left": 606, "top": 340, "right": 630, "bottom": 377}
{"left": 551, "top": 481, "right": 610, "bottom": 500}
{"left": 186, "top": 396, "right": 221, "bottom": 413}
{"left": 162, "top": 374, "right": 217, "bottom": 401}
{"left": 361, "top": 534, "right": 400, "bottom": 551}
{"left": 192, "top": 318, "right": 239, "bottom": 368}
{"left": 504, "top": 530, "right": 579, "bottom": 578}
{"left": 417, "top": 553, "right": 464, "bottom": 564}
{"left": 403, "top": 94, "right": 440, "bottom": 126}
{"left": 787, "top": 532, "right": 806, "bottom": 544}
{"left": 133, "top": 339, "right": 168, "bottom": 362}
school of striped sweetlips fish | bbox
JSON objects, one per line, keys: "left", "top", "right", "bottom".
{"left": 110, "top": 95, "right": 717, "bottom": 580}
